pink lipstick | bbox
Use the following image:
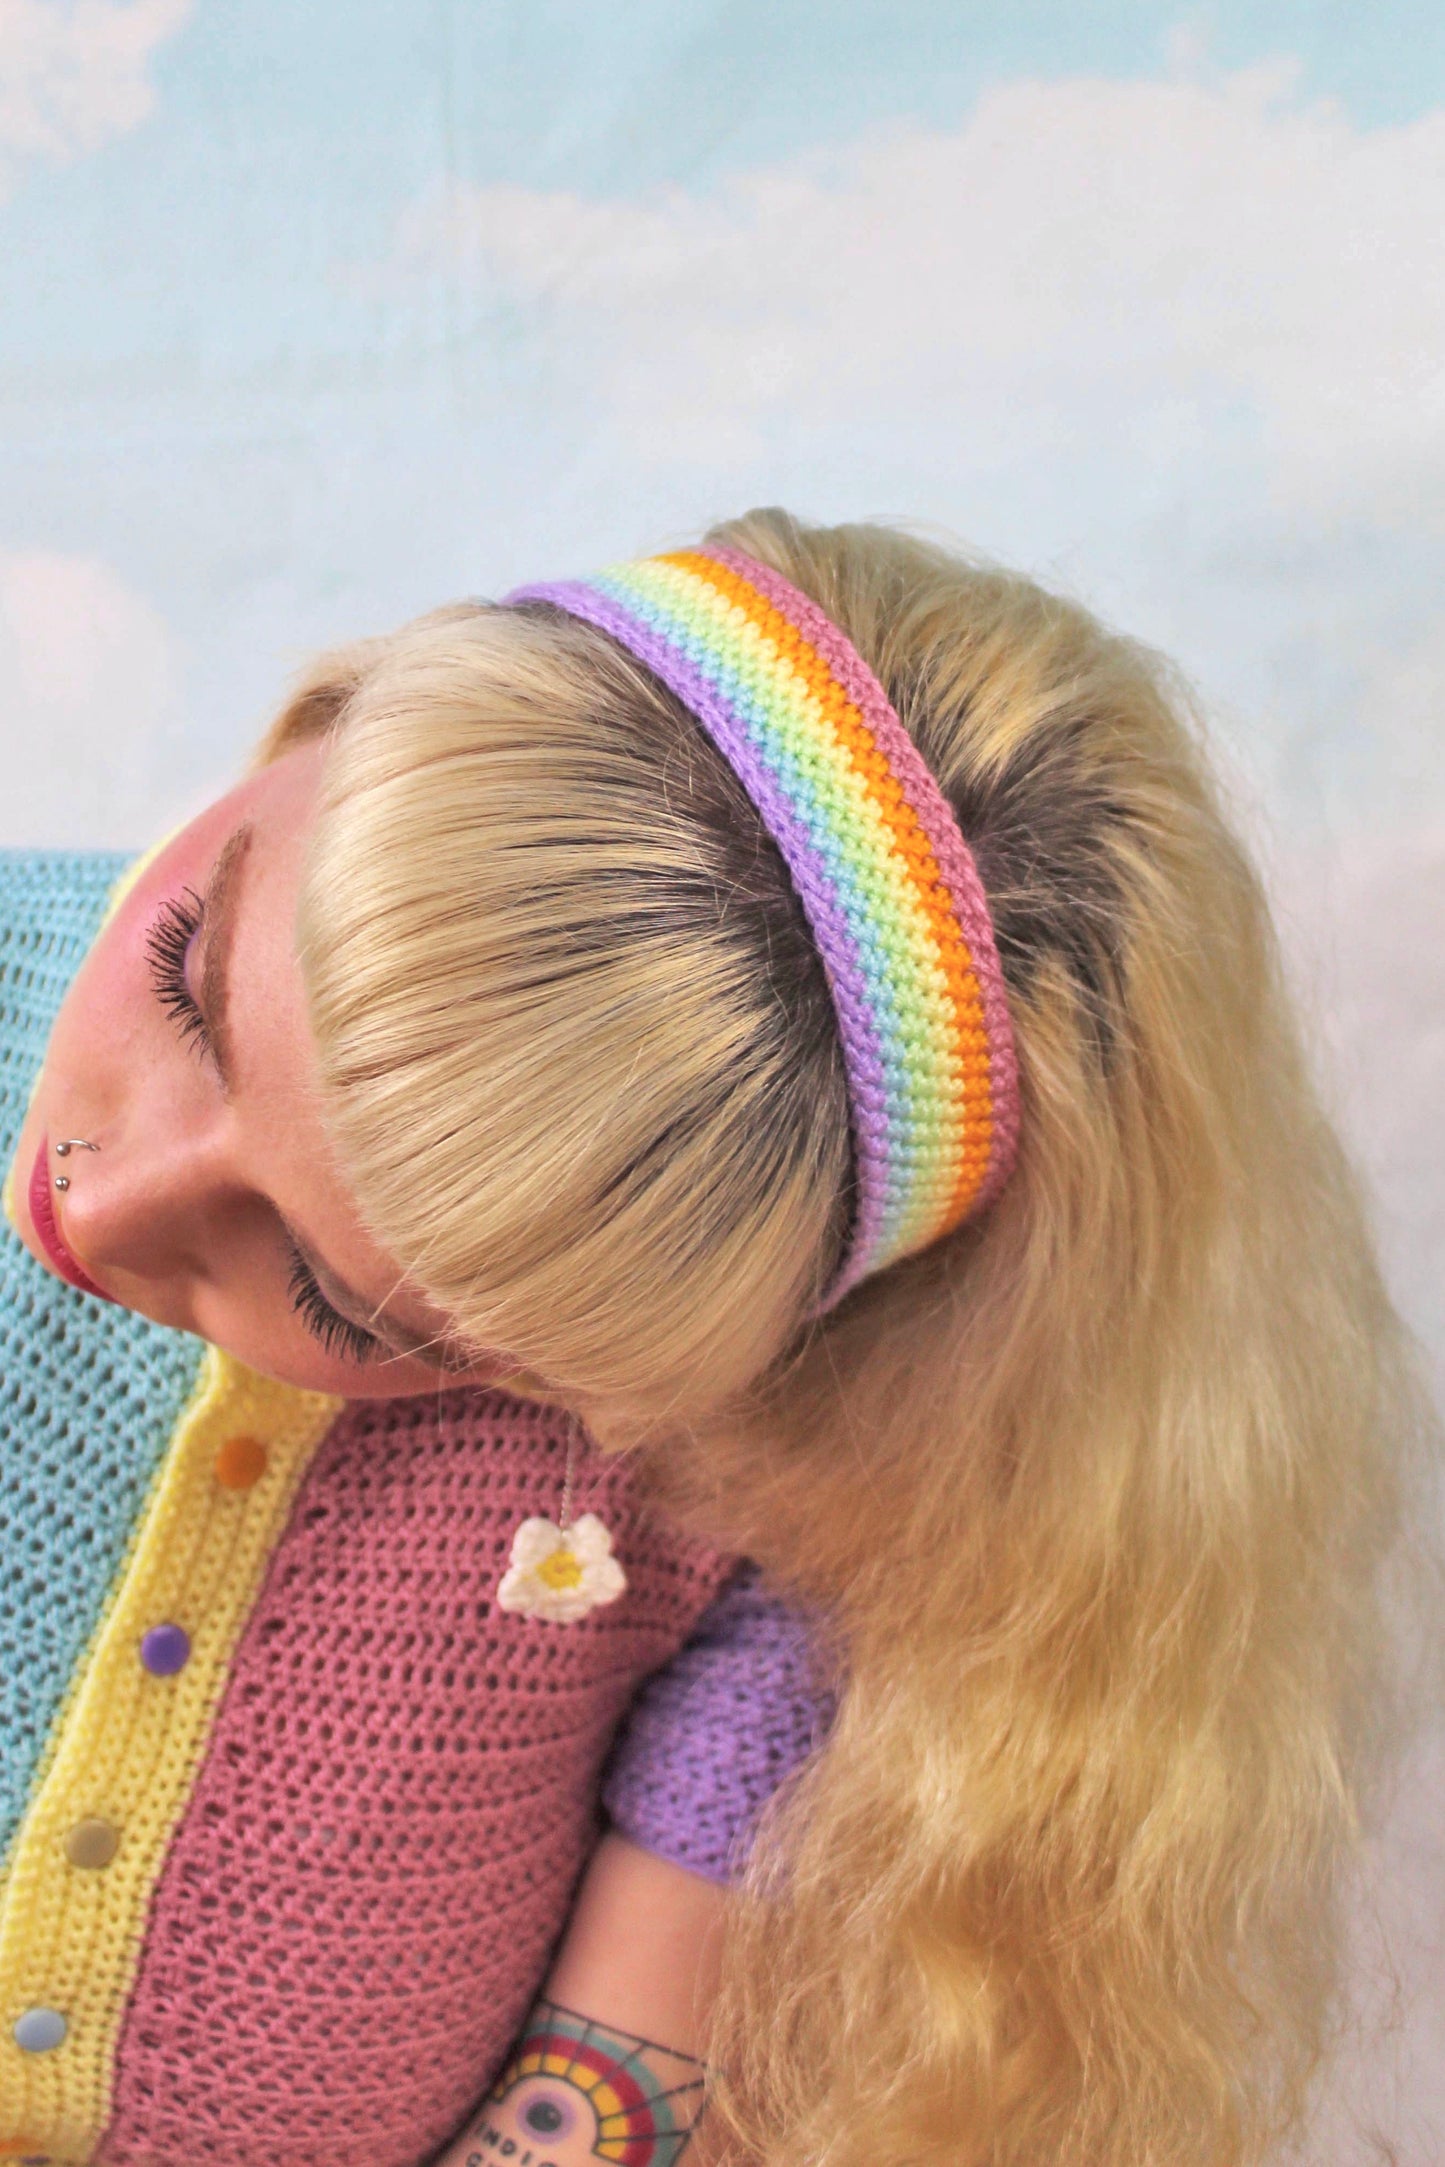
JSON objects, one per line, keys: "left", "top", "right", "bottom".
{"left": 27, "top": 1140, "right": 113, "bottom": 1301}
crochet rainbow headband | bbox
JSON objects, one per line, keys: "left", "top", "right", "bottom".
{"left": 508, "top": 545, "right": 1021, "bottom": 1305}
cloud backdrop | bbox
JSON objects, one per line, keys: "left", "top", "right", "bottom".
{"left": 0, "top": 1, "right": 1441, "bottom": 2139}
{"left": 0, "top": 0, "right": 190, "bottom": 191}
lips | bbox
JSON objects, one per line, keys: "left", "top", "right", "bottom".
{"left": 27, "top": 1140, "right": 113, "bottom": 1301}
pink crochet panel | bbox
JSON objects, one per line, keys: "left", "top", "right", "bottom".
{"left": 96, "top": 1390, "right": 735, "bottom": 2167}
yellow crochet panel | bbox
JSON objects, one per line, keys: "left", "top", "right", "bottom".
{"left": 0, "top": 1351, "right": 341, "bottom": 2163}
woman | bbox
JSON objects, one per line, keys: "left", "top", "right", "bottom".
{"left": 2, "top": 510, "right": 1432, "bottom": 2167}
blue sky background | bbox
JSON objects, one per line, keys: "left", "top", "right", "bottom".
{"left": 2, "top": 8, "right": 1441, "bottom": 818}
{"left": 0, "top": 2, "right": 1442, "bottom": 2136}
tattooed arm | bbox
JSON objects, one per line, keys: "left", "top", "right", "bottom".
{"left": 434, "top": 1833, "right": 729, "bottom": 2167}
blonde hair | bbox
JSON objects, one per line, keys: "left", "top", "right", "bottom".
{"left": 264, "top": 512, "right": 1435, "bottom": 2165}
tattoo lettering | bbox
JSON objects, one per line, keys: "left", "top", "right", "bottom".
{"left": 462, "top": 1998, "right": 708, "bottom": 2166}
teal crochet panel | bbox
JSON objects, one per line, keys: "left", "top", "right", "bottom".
{"left": 0, "top": 851, "right": 208, "bottom": 1866}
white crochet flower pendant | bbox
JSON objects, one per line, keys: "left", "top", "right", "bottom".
{"left": 497, "top": 1511, "right": 627, "bottom": 1625}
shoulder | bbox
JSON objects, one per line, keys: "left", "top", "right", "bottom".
{"left": 288, "top": 1384, "right": 741, "bottom": 1663}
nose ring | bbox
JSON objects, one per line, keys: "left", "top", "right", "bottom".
{"left": 54, "top": 1138, "right": 99, "bottom": 1192}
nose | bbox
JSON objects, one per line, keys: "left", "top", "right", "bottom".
{"left": 58, "top": 1107, "right": 242, "bottom": 1287}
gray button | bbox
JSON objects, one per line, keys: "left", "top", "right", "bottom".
{"left": 13, "top": 2005, "right": 67, "bottom": 2052}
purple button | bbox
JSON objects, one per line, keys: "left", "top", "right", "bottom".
{"left": 140, "top": 1624, "right": 190, "bottom": 1677}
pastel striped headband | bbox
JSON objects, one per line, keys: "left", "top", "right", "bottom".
{"left": 507, "top": 546, "right": 1021, "bottom": 1307}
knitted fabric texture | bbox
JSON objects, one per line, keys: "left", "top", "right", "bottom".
{"left": 507, "top": 546, "right": 1021, "bottom": 1303}
{"left": 601, "top": 1563, "right": 832, "bottom": 1882}
{"left": 0, "top": 852, "right": 829, "bottom": 2167}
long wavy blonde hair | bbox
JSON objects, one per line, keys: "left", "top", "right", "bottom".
{"left": 261, "top": 511, "right": 1434, "bottom": 2166}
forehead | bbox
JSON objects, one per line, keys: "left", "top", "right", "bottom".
{"left": 232, "top": 740, "right": 328, "bottom": 875}
{"left": 207, "top": 748, "right": 324, "bottom": 1106}
{"left": 205, "top": 748, "right": 344, "bottom": 1189}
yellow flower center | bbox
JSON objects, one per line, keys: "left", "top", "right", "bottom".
{"left": 535, "top": 1547, "right": 585, "bottom": 1591}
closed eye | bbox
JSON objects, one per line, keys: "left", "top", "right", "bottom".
{"left": 145, "top": 889, "right": 211, "bottom": 1057}
{"left": 284, "top": 1235, "right": 383, "bottom": 1365}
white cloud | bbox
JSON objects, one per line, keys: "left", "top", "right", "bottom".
{"left": 1273, "top": 825, "right": 1445, "bottom": 1369}
{"left": 0, "top": 0, "right": 190, "bottom": 189}
{"left": 0, "top": 550, "right": 191, "bottom": 846}
{"left": 394, "top": 63, "right": 1445, "bottom": 531}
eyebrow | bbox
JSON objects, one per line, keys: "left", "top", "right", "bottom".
{"left": 198, "top": 821, "right": 254, "bottom": 1099}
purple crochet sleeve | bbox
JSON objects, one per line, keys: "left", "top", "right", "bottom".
{"left": 601, "top": 1564, "right": 832, "bottom": 1884}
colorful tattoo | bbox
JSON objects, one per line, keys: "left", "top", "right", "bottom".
{"left": 465, "top": 1998, "right": 708, "bottom": 2166}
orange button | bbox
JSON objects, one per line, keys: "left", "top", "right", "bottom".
{"left": 214, "top": 1435, "right": 269, "bottom": 1491}
{"left": 0, "top": 2143, "right": 44, "bottom": 2159}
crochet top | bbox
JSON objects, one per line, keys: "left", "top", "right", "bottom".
{"left": 0, "top": 852, "right": 825, "bottom": 2167}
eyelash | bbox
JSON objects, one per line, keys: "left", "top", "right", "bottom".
{"left": 145, "top": 888, "right": 380, "bottom": 1368}
{"left": 145, "top": 888, "right": 210, "bottom": 1056}
{"left": 285, "top": 1239, "right": 382, "bottom": 1366}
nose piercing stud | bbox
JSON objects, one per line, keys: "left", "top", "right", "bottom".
{"left": 54, "top": 1138, "right": 98, "bottom": 1192}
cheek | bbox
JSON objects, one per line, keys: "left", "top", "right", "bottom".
{"left": 55, "top": 906, "right": 151, "bottom": 1065}
{"left": 46, "top": 871, "right": 172, "bottom": 1093}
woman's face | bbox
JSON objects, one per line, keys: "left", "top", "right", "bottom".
{"left": 8, "top": 740, "right": 521, "bottom": 1400}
